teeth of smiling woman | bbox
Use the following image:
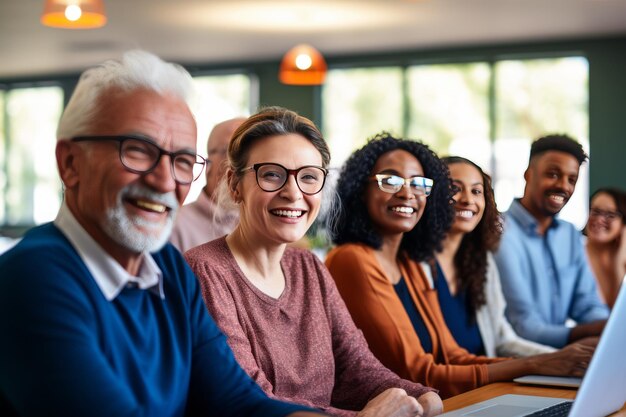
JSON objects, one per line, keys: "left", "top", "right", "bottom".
{"left": 391, "top": 206, "right": 414, "bottom": 214}
{"left": 456, "top": 210, "right": 474, "bottom": 218}
{"left": 136, "top": 200, "right": 167, "bottom": 213}
{"left": 272, "top": 209, "right": 302, "bottom": 218}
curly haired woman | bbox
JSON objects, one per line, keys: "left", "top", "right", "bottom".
{"left": 432, "top": 156, "right": 555, "bottom": 358}
{"left": 325, "top": 133, "right": 593, "bottom": 398}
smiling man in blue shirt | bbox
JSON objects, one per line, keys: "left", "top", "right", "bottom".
{"left": 0, "top": 50, "right": 322, "bottom": 417}
{"left": 494, "top": 134, "right": 609, "bottom": 348}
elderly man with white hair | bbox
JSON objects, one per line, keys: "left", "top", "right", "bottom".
{"left": 0, "top": 50, "right": 323, "bottom": 417}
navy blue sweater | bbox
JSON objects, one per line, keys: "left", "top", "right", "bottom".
{"left": 0, "top": 223, "right": 309, "bottom": 417}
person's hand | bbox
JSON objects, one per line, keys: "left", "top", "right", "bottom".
{"left": 572, "top": 336, "right": 599, "bottom": 348}
{"left": 568, "top": 320, "right": 606, "bottom": 343}
{"left": 357, "top": 388, "right": 424, "bottom": 417}
{"left": 534, "top": 341, "right": 595, "bottom": 377}
{"left": 417, "top": 391, "right": 443, "bottom": 417}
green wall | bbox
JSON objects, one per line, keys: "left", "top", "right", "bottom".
{"left": 255, "top": 62, "right": 319, "bottom": 122}
{"left": 587, "top": 39, "right": 626, "bottom": 191}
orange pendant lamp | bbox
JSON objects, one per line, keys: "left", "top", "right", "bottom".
{"left": 279, "top": 44, "right": 327, "bottom": 86}
{"left": 41, "top": 0, "right": 107, "bottom": 29}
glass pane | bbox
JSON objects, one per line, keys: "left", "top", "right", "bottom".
{"left": 494, "top": 57, "right": 589, "bottom": 228}
{"left": 322, "top": 67, "right": 403, "bottom": 167}
{"left": 190, "top": 73, "right": 253, "bottom": 202}
{"left": 407, "top": 63, "right": 491, "bottom": 168}
{"left": 6, "top": 87, "right": 64, "bottom": 225}
{"left": 0, "top": 91, "right": 5, "bottom": 224}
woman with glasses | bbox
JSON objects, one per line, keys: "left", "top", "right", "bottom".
{"left": 584, "top": 188, "right": 626, "bottom": 308}
{"left": 185, "top": 108, "right": 442, "bottom": 417}
{"left": 325, "top": 134, "right": 593, "bottom": 398}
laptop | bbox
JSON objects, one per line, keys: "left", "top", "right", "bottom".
{"left": 512, "top": 375, "right": 581, "bottom": 389}
{"left": 441, "top": 276, "right": 626, "bottom": 417}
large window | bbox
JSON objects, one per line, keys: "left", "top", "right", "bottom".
{"left": 322, "top": 68, "right": 403, "bottom": 164}
{"left": 0, "top": 92, "right": 5, "bottom": 224}
{"left": 407, "top": 63, "right": 492, "bottom": 168}
{"left": 0, "top": 86, "right": 64, "bottom": 228}
{"left": 188, "top": 73, "right": 255, "bottom": 202}
{"left": 323, "top": 57, "right": 589, "bottom": 228}
{"left": 0, "top": 73, "right": 255, "bottom": 232}
{"left": 493, "top": 58, "right": 589, "bottom": 227}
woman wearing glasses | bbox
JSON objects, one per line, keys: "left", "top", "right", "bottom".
{"left": 185, "top": 108, "right": 442, "bottom": 417}
{"left": 584, "top": 188, "right": 626, "bottom": 308}
{"left": 325, "top": 134, "right": 593, "bottom": 398}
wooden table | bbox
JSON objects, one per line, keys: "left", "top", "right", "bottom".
{"left": 442, "top": 382, "right": 626, "bottom": 416}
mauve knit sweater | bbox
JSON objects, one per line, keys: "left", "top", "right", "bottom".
{"left": 185, "top": 237, "right": 434, "bottom": 416}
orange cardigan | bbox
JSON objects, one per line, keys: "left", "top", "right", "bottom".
{"left": 326, "top": 243, "right": 504, "bottom": 398}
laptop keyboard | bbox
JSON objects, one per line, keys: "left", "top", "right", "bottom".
{"left": 525, "top": 401, "right": 573, "bottom": 417}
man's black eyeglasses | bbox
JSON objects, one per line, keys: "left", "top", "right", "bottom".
{"left": 71, "top": 135, "right": 206, "bottom": 185}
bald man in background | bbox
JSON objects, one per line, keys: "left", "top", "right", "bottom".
{"left": 170, "top": 117, "right": 245, "bottom": 252}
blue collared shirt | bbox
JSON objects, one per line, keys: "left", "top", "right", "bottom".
{"left": 494, "top": 199, "right": 609, "bottom": 348}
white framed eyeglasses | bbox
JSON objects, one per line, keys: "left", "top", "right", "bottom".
{"left": 371, "top": 174, "right": 434, "bottom": 196}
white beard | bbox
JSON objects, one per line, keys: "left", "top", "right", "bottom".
{"left": 103, "top": 183, "right": 179, "bottom": 253}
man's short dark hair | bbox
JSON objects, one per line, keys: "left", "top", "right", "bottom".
{"left": 529, "top": 134, "right": 588, "bottom": 165}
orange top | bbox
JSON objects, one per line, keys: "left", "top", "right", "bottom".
{"left": 326, "top": 243, "right": 505, "bottom": 399}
